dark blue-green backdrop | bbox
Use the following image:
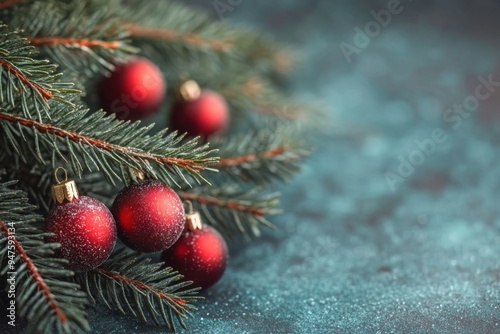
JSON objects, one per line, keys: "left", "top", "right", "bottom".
{"left": 3, "top": 0, "right": 500, "bottom": 333}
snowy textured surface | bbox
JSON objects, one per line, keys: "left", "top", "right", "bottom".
{"left": 2, "top": 0, "right": 500, "bottom": 333}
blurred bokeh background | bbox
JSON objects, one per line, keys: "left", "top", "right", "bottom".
{"left": 4, "top": 0, "right": 500, "bottom": 333}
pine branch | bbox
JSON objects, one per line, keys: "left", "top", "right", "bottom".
{"left": 79, "top": 248, "right": 200, "bottom": 331}
{"left": 0, "top": 153, "right": 117, "bottom": 214}
{"left": 0, "top": 23, "right": 77, "bottom": 120}
{"left": 234, "top": 31, "right": 294, "bottom": 75}
{"left": 116, "top": 0, "right": 236, "bottom": 56}
{"left": 175, "top": 64, "right": 315, "bottom": 121}
{"left": 179, "top": 187, "right": 280, "bottom": 238}
{"left": 0, "top": 102, "right": 218, "bottom": 186}
{"left": 213, "top": 124, "right": 310, "bottom": 185}
{"left": 156, "top": 62, "right": 314, "bottom": 124}
{"left": 9, "top": 1, "right": 137, "bottom": 74}
{"left": 218, "top": 146, "right": 287, "bottom": 167}
{"left": 126, "top": 23, "right": 232, "bottom": 53}
{"left": 0, "top": 181, "right": 89, "bottom": 334}
{"left": 0, "top": 154, "right": 55, "bottom": 213}
{"left": 222, "top": 75, "right": 314, "bottom": 121}
{"left": 115, "top": 0, "right": 290, "bottom": 72}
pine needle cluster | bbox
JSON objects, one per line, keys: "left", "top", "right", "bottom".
{"left": 0, "top": 0, "right": 313, "bottom": 332}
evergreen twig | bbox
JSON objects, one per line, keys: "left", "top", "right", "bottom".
{"left": 213, "top": 124, "right": 310, "bottom": 185}
{"left": 117, "top": 0, "right": 290, "bottom": 74}
{"left": 179, "top": 187, "right": 281, "bottom": 238}
{"left": 0, "top": 24, "right": 76, "bottom": 120}
{"left": 0, "top": 104, "right": 218, "bottom": 186}
{"left": 126, "top": 23, "right": 233, "bottom": 53}
{"left": 9, "top": 1, "right": 137, "bottom": 74}
{"left": 79, "top": 248, "right": 201, "bottom": 331}
{"left": 222, "top": 75, "right": 313, "bottom": 121}
{"left": 0, "top": 0, "right": 313, "bottom": 332}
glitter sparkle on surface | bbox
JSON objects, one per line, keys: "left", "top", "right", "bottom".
{"left": 1, "top": 1, "right": 500, "bottom": 333}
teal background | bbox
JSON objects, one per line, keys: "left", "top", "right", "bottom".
{"left": 2, "top": 0, "right": 500, "bottom": 333}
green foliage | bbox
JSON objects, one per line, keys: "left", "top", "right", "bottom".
{"left": 0, "top": 101, "right": 218, "bottom": 186}
{"left": 79, "top": 248, "right": 200, "bottom": 331}
{"left": 0, "top": 24, "right": 76, "bottom": 120}
{"left": 116, "top": 0, "right": 240, "bottom": 58}
{"left": 213, "top": 123, "right": 311, "bottom": 185}
{"left": 180, "top": 186, "right": 281, "bottom": 238}
{"left": 0, "top": 0, "right": 314, "bottom": 332}
{"left": 0, "top": 181, "right": 89, "bottom": 334}
{"left": 7, "top": 1, "right": 137, "bottom": 75}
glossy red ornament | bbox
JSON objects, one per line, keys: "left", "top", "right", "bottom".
{"left": 112, "top": 179, "right": 185, "bottom": 253}
{"left": 162, "top": 225, "right": 228, "bottom": 289}
{"left": 46, "top": 169, "right": 116, "bottom": 272}
{"left": 170, "top": 81, "right": 229, "bottom": 139}
{"left": 98, "top": 57, "right": 166, "bottom": 121}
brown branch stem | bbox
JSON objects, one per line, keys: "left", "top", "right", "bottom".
{"left": 0, "top": 219, "right": 68, "bottom": 323}
{"left": 126, "top": 23, "right": 232, "bottom": 52}
{"left": 179, "top": 191, "right": 266, "bottom": 217}
{"left": 0, "top": 58, "right": 53, "bottom": 101}
{"left": 216, "top": 146, "right": 286, "bottom": 167}
{"left": 225, "top": 78, "right": 305, "bottom": 120}
{"left": 0, "top": 111, "right": 207, "bottom": 172}
{"left": 94, "top": 268, "right": 188, "bottom": 311}
{"left": 29, "top": 37, "right": 123, "bottom": 49}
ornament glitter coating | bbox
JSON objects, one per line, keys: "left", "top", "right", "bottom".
{"left": 112, "top": 178, "right": 185, "bottom": 253}
{"left": 162, "top": 202, "right": 228, "bottom": 289}
{"left": 45, "top": 167, "right": 117, "bottom": 272}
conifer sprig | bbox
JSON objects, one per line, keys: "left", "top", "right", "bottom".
{"left": 0, "top": 181, "right": 89, "bottom": 334}
{"left": 0, "top": 103, "right": 218, "bottom": 186}
{"left": 213, "top": 124, "right": 310, "bottom": 185}
{"left": 9, "top": 1, "right": 138, "bottom": 74}
{"left": 0, "top": 24, "right": 76, "bottom": 120}
{"left": 180, "top": 186, "right": 281, "bottom": 238}
{"left": 80, "top": 249, "right": 201, "bottom": 331}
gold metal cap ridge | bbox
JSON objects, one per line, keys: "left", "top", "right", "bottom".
{"left": 52, "top": 167, "right": 79, "bottom": 204}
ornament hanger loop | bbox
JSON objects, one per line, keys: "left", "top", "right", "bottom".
{"left": 54, "top": 167, "right": 68, "bottom": 184}
{"left": 132, "top": 169, "right": 145, "bottom": 180}
{"left": 184, "top": 200, "right": 194, "bottom": 214}
{"left": 183, "top": 200, "right": 203, "bottom": 231}
{"left": 179, "top": 80, "right": 201, "bottom": 101}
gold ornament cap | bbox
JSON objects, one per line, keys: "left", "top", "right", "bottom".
{"left": 52, "top": 167, "right": 79, "bottom": 204}
{"left": 184, "top": 201, "right": 203, "bottom": 232}
{"left": 131, "top": 168, "right": 145, "bottom": 182}
{"left": 178, "top": 80, "right": 201, "bottom": 102}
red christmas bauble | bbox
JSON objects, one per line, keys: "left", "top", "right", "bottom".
{"left": 46, "top": 196, "right": 117, "bottom": 272}
{"left": 112, "top": 179, "right": 185, "bottom": 253}
{"left": 170, "top": 89, "right": 229, "bottom": 139}
{"left": 98, "top": 57, "right": 166, "bottom": 121}
{"left": 161, "top": 225, "right": 228, "bottom": 289}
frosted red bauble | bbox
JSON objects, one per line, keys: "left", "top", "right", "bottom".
{"left": 161, "top": 225, "right": 228, "bottom": 289}
{"left": 98, "top": 57, "right": 166, "bottom": 121}
{"left": 112, "top": 179, "right": 185, "bottom": 253}
{"left": 170, "top": 90, "right": 229, "bottom": 139}
{"left": 46, "top": 196, "right": 117, "bottom": 272}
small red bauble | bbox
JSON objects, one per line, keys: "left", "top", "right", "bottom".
{"left": 112, "top": 179, "right": 185, "bottom": 253}
{"left": 98, "top": 57, "right": 166, "bottom": 121}
{"left": 170, "top": 80, "right": 229, "bottom": 139}
{"left": 46, "top": 168, "right": 116, "bottom": 272}
{"left": 161, "top": 211, "right": 228, "bottom": 289}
